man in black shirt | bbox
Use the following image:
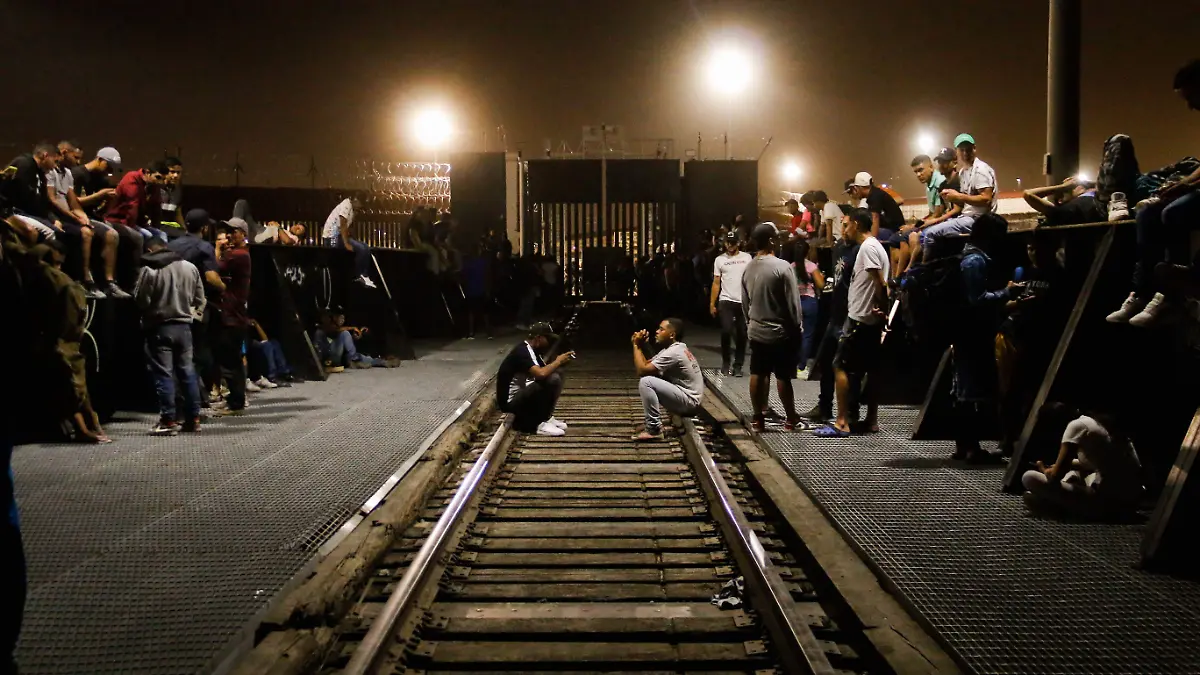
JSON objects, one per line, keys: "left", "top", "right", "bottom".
{"left": 70, "top": 147, "right": 120, "bottom": 219}
{"left": 1022, "top": 177, "right": 1104, "bottom": 225}
{"left": 804, "top": 234, "right": 862, "bottom": 422}
{"left": 3, "top": 144, "right": 61, "bottom": 244}
{"left": 496, "top": 322, "right": 574, "bottom": 435}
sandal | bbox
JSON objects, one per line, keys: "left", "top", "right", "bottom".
{"left": 812, "top": 425, "right": 851, "bottom": 438}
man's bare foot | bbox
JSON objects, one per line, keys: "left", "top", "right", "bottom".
{"left": 633, "top": 431, "right": 662, "bottom": 442}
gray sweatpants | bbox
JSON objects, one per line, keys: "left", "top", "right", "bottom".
{"left": 639, "top": 376, "right": 698, "bottom": 435}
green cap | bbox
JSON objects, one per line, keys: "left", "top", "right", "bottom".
{"left": 954, "top": 133, "right": 976, "bottom": 148}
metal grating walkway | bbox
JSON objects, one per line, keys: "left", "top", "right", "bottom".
{"left": 689, "top": 328, "right": 1200, "bottom": 674}
{"left": 11, "top": 337, "right": 511, "bottom": 675}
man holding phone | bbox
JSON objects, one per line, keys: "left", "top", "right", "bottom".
{"left": 631, "top": 318, "right": 704, "bottom": 441}
{"left": 496, "top": 322, "right": 572, "bottom": 436}
{"left": 920, "top": 134, "right": 997, "bottom": 258}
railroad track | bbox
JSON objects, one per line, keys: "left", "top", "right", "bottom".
{"left": 312, "top": 306, "right": 889, "bottom": 675}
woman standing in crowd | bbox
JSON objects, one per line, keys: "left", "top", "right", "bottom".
{"left": 791, "top": 240, "right": 824, "bottom": 377}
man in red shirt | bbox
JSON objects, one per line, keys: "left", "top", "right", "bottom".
{"left": 784, "top": 198, "right": 807, "bottom": 240}
{"left": 104, "top": 160, "right": 168, "bottom": 258}
{"left": 212, "top": 217, "right": 252, "bottom": 416}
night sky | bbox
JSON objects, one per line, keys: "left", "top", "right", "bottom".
{"left": 3, "top": 0, "right": 1198, "bottom": 195}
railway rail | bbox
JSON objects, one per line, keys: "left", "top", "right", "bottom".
{"left": 301, "top": 305, "right": 892, "bottom": 675}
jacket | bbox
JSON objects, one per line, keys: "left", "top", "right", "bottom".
{"left": 134, "top": 249, "right": 205, "bottom": 326}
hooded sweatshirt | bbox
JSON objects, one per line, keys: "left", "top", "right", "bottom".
{"left": 134, "top": 248, "right": 205, "bottom": 326}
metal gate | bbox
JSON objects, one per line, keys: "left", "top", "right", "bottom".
{"left": 524, "top": 159, "right": 681, "bottom": 297}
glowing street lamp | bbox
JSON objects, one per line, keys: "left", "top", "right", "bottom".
{"left": 782, "top": 161, "right": 802, "bottom": 185}
{"left": 411, "top": 106, "right": 455, "bottom": 161}
{"left": 704, "top": 43, "right": 755, "bottom": 159}
{"left": 916, "top": 131, "right": 937, "bottom": 156}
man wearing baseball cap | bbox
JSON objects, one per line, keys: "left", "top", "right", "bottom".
{"left": 211, "top": 217, "right": 252, "bottom": 416}
{"left": 496, "top": 322, "right": 574, "bottom": 436}
{"left": 168, "top": 209, "right": 226, "bottom": 407}
{"left": 920, "top": 133, "right": 997, "bottom": 257}
{"left": 846, "top": 171, "right": 904, "bottom": 248}
{"left": 710, "top": 229, "right": 751, "bottom": 376}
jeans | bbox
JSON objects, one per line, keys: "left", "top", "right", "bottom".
{"left": 639, "top": 376, "right": 698, "bottom": 435}
{"left": 214, "top": 323, "right": 247, "bottom": 410}
{"left": 331, "top": 234, "right": 373, "bottom": 281}
{"left": 920, "top": 214, "right": 976, "bottom": 250}
{"left": 138, "top": 227, "right": 167, "bottom": 248}
{"left": 508, "top": 372, "right": 563, "bottom": 432}
{"left": 815, "top": 322, "right": 859, "bottom": 419}
{"left": 799, "top": 295, "right": 819, "bottom": 365}
{"left": 1, "top": 434, "right": 24, "bottom": 675}
{"left": 252, "top": 338, "right": 291, "bottom": 380}
{"left": 313, "top": 329, "right": 362, "bottom": 367}
{"left": 145, "top": 322, "right": 201, "bottom": 422}
{"left": 1133, "top": 190, "right": 1200, "bottom": 297}
{"left": 717, "top": 300, "right": 747, "bottom": 369}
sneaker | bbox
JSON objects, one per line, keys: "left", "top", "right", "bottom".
{"left": 82, "top": 281, "right": 106, "bottom": 299}
{"left": 254, "top": 377, "right": 278, "bottom": 389}
{"left": 211, "top": 407, "right": 246, "bottom": 418}
{"left": 268, "top": 378, "right": 292, "bottom": 388}
{"left": 182, "top": 417, "right": 201, "bottom": 433}
{"left": 327, "top": 365, "right": 345, "bottom": 373}
{"left": 720, "top": 363, "right": 731, "bottom": 376}
{"left": 245, "top": 379, "right": 262, "bottom": 392}
{"left": 801, "top": 405, "right": 829, "bottom": 422}
{"left": 1129, "top": 293, "right": 1170, "bottom": 327}
{"left": 349, "top": 359, "right": 373, "bottom": 369}
{"left": 355, "top": 275, "right": 377, "bottom": 288}
{"left": 547, "top": 417, "right": 568, "bottom": 431}
{"left": 1135, "top": 195, "right": 1161, "bottom": 212}
{"left": 1106, "top": 293, "right": 1147, "bottom": 323}
{"left": 150, "top": 420, "right": 179, "bottom": 436}
{"left": 536, "top": 421, "right": 565, "bottom": 436}
{"left": 796, "top": 368, "right": 809, "bottom": 380}
{"left": 732, "top": 366, "right": 744, "bottom": 378}
{"left": 104, "top": 282, "right": 132, "bottom": 300}
{"left": 1108, "top": 192, "right": 1129, "bottom": 221}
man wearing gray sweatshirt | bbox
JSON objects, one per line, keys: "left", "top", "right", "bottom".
{"left": 134, "top": 238, "right": 206, "bottom": 436}
{"left": 740, "top": 223, "right": 804, "bottom": 431}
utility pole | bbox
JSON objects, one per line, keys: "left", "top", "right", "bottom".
{"left": 1045, "top": 0, "right": 1081, "bottom": 184}
{"left": 307, "top": 155, "right": 319, "bottom": 189}
{"left": 233, "top": 152, "right": 244, "bottom": 187}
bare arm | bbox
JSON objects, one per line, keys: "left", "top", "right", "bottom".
{"left": 946, "top": 186, "right": 994, "bottom": 207}
{"left": 869, "top": 268, "right": 887, "bottom": 314}
{"left": 66, "top": 190, "right": 90, "bottom": 225}
{"left": 631, "top": 332, "right": 659, "bottom": 377}
{"left": 709, "top": 273, "right": 721, "bottom": 313}
{"left": 1037, "top": 442, "right": 1077, "bottom": 480}
{"left": 204, "top": 269, "right": 226, "bottom": 293}
{"left": 870, "top": 211, "right": 881, "bottom": 238}
{"left": 529, "top": 352, "right": 571, "bottom": 380}
{"left": 811, "top": 267, "right": 826, "bottom": 291}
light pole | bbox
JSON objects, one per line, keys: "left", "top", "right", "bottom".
{"left": 704, "top": 45, "right": 753, "bottom": 160}
{"left": 412, "top": 106, "right": 455, "bottom": 163}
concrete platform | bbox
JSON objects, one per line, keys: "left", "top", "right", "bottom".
{"left": 688, "top": 327, "right": 1200, "bottom": 675}
{"left": 11, "top": 336, "right": 512, "bottom": 675}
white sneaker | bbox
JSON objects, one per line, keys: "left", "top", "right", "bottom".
{"left": 547, "top": 417, "right": 567, "bottom": 430}
{"left": 245, "top": 379, "right": 262, "bottom": 393}
{"left": 357, "top": 275, "right": 377, "bottom": 289}
{"left": 1129, "top": 293, "right": 1169, "bottom": 327}
{"left": 1106, "top": 293, "right": 1147, "bottom": 323}
{"left": 1108, "top": 192, "right": 1129, "bottom": 222}
{"left": 536, "top": 421, "right": 565, "bottom": 436}
{"left": 254, "top": 377, "right": 278, "bottom": 389}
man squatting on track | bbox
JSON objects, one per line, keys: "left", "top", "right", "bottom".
{"left": 631, "top": 318, "right": 705, "bottom": 441}
{"left": 495, "top": 322, "right": 573, "bottom": 436}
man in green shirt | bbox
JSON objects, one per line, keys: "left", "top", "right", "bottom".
{"left": 898, "top": 154, "right": 954, "bottom": 275}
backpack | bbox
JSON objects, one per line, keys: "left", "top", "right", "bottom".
{"left": 1095, "top": 134, "right": 1141, "bottom": 206}
{"left": 900, "top": 253, "right": 965, "bottom": 346}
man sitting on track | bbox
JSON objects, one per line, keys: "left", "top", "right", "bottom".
{"left": 631, "top": 318, "right": 704, "bottom": 442}
{"left": 496, "top": 322, "right": 573, "bottom": 436}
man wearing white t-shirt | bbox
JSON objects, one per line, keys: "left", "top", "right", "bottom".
{"left": 709, "top": 231, "right": 752, "bottom": 376}
{"left": 321, "top": 196, "right": 376, "bottom": 288}
{"left": 815, "top": 209, "right": 888, "bottom": 438}
{"left": 810, "top": 190, "right": 843, "bottom": 243}
{"left": 920, "top": 133, "right": 996, "bottom": 256}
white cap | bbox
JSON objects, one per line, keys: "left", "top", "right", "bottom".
{"left": 96, "top": 147, "right": 122, "bottom": 168}
{"left": 852, "top": 171, "right": 872, "bottom": 188}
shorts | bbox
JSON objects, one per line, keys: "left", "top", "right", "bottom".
{"left": 833, "top": 319, "right": 883, "bottom": 377}
{"left": 749, "top": 338, "right": 799, "bottom": 380}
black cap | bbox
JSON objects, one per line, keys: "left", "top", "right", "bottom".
{"left": 184, "top": 208, "right": 214, "bottom": 229}
{"left": 750, "top": 222, "right": 777, "bottom": 250}
{"left": 528, "top": 322, "right": 559, "bottom": 341}
{"left": 935, "top": 147, "right": 956, "bottom": 162}
{"left": 723, "top": 230, "right": 739, "bottom": 242}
